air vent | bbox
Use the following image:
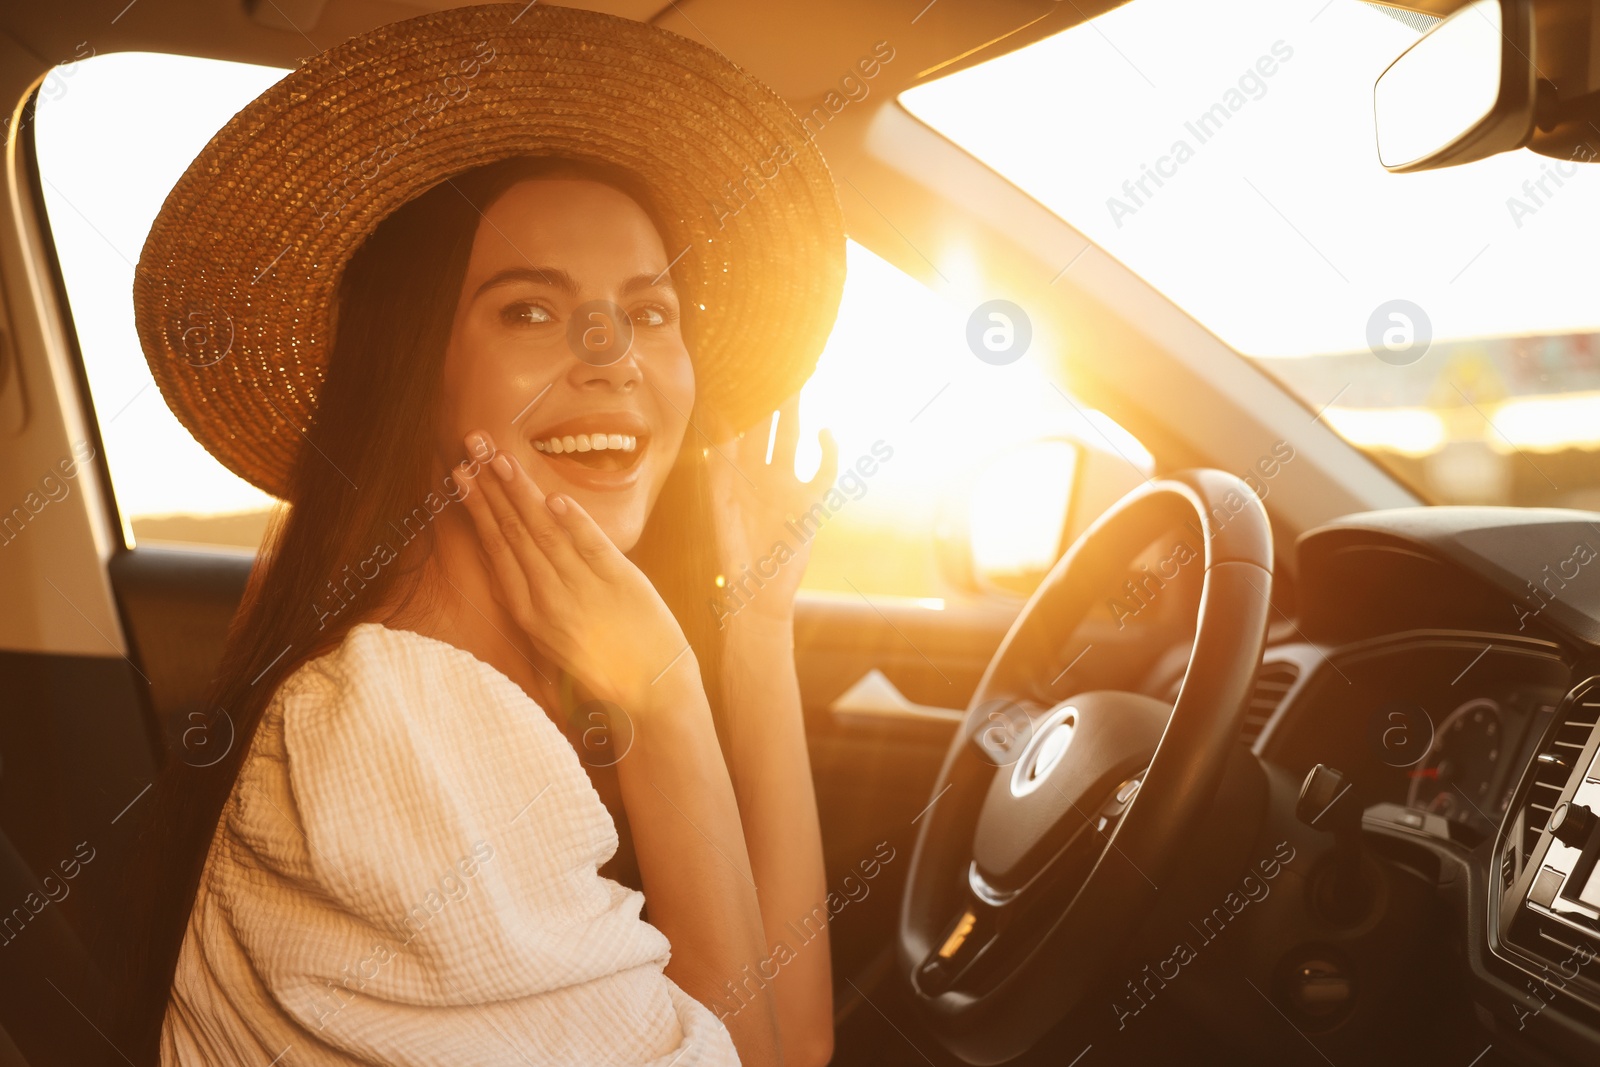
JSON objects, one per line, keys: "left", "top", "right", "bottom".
{"left": 1533, "top": 921, "right": 1600, "bottom": 969}
{"left": 1241, "top": 661, "right": 1299, "bottom": 746}
{"left": 1512, "top": 916, "right": 1600, "bottom": 1021}
{"left": 1499, "top": 680, "right": 1600, "bottom": 1016}
{"left": 1491, "top": 681, "right": 1600, "bottom": 1023}
{"left": 1521, "top": 696, "right": 1600, "bottom": 859}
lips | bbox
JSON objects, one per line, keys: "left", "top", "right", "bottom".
{"left": 525, "top": 410, "right": 651, "bottom": 490}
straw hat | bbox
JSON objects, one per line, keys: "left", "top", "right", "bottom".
{"left": 132, "top": 2, "right": 846, "bottom": 501}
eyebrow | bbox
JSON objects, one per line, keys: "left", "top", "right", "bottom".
{"left": 474, "top": 266, "right": 576, "bottom": 300}
{"left": 623, "top": 271, "right": 677, "bottom": 297}
{"left": 472, "top": 266, "right": 677, "bottom": 301}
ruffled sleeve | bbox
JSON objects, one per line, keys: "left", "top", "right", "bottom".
{"left": 162, "top": 623, "right": 738, "bottom": 1067}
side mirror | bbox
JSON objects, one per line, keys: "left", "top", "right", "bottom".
{"left": 932, "top": 437, "right": 1151, "bottom": 598}
{"left": 933, "top": 439, "right": 1079, "bottom": 598}
{"left": 1374, "top": 0, "right": 1536, "bottom": 172}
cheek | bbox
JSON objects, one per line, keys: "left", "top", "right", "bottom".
{"left": 656, "top": 348, "right": 696, "bottom": 447}
{"left": 438, "top": 325, "right": 490, "bottom": 437}
{"left": 440, "top": 326, "right": 554, "bottom": 440}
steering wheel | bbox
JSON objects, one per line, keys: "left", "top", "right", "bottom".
{"left": 898, "top": 470, "right": 1274, "bottom": 1065}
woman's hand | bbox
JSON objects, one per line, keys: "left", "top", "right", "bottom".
{"left": 455, "top": 430, "right": 697, "bottom": 714}
{"left": 705, "top": 395, "right": 837, "bottom": 625}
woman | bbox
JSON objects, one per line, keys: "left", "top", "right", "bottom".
{"left": 124, "top": 6, "right": 846, "bottom": 1065}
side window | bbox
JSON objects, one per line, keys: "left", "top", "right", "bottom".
{"left": 792, "top": 241, "right": 1152, "bottom": 602}
{"left": 33, "top": 52, "right": 290, "bottom": 549}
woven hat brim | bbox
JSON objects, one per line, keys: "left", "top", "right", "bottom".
{"left": 132, "top": 2, "right": 846, "bottom": 501}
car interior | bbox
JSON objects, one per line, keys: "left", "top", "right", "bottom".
{"left": 4, "top": 0, "right": 1600, "bottom": 1064}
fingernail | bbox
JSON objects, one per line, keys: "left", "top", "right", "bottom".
{"left": 466, "top": 431, "right": 492, "bottom": 460}
{"left": 547, "top": 494, "right": 569, "bottom": 515}
{"left": 492, "top": 454, "right": 513, "bottom": 481}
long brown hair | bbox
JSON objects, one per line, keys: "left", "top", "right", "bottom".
{"left": 112, "top": 155, "right": 726, "bottom": 1060}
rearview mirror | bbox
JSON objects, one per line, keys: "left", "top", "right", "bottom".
{"left": 1374, "top": 0, "right": 1536, "bottom": 172}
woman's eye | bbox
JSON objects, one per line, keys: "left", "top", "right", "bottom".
{"left": 632, "top": 305, "right": 671, "bottom": 327}
{"left": 503, "top": 302, "right": 554, "bottom": 327}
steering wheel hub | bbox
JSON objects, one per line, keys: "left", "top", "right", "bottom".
{"left": 1013, "top": 707, "right": 1075, "bottom": 796}
{"left": 974, "top": 692, "right": 1170, "bottom": 894}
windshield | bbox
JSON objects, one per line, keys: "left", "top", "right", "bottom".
{"left": 901, "top": 0, "right": 1600, "bottom": 510}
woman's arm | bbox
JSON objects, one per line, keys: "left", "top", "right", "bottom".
{"left": 707, "top": 399, "right": 839, "bottom": 1067}
{"left": 186, "top": 621, "right": 754, "bottom": 1066}
{"left": 619, "top": 654, "right": 784, "bottom": 1066}
{"left": 719, "top": 612, "right": 833, "bottom": 1067}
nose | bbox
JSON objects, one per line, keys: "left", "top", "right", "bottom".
{"left": 567, "top": 353, "right": 641, "bottom": 396}
{"left": 565, "top": 302, "right": 641, "bottom": 394}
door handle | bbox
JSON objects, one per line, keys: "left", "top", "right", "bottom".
{"left": 829, "top": 668, "right": 964, "bottom": 725}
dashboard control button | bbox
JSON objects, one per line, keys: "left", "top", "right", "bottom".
{"left": 1282, "top": 955, "right": 1353, "bottom": 1021}
{"left": 1297, "top": 765, "right": 1355, "bottom": 830}
{"left": 1549, "top": 803, "right": 1598, "bottom": 848}
{"left": 1529, "top": 867, "right": 1564, "bottom": 908}
{"left": 1298, "top": 766, "right": 1373, "bottom": 924}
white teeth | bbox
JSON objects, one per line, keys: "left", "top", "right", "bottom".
{"left": 532, "top": 433, "right": 640, "bottom": 454}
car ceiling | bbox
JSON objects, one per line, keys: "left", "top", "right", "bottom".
{"left": 0, "top": 0, "right": 1123, "bottom": 110}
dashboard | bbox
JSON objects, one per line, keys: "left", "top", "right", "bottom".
{"left": 1245, "top": 506, "right": 1600, "bottom": 1064}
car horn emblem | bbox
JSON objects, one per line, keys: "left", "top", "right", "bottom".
{"left": 1013, "top": 708, "right": 1076, "bottom": 796}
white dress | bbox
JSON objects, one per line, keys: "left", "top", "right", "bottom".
{"left": 161, "top": 622, "right": 739, "bottom": 1066}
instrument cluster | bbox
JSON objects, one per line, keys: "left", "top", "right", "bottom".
{"left": 1260, "top": 636, "right": 1571, "bottom": 847}
{"left": 1402, "top": 692, "right": 1542, "bottom": 838}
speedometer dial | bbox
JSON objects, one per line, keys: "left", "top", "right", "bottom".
{"left": 1406, "top": 697, "right": 1504, "bottom": 828}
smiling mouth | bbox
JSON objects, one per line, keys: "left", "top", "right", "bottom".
{"left": 532, "top": 432, "right": 647, "bottom": 472}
